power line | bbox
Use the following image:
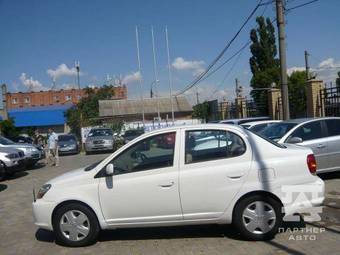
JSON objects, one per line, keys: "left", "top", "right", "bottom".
{"left": 285, "top": 0, "right": 319, "bottom": 12}
{"left": 174, "top": 0, "right": 266, "bottom": 96}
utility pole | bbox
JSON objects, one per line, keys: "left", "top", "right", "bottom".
{"left": 165, "top": 26, "right": 175, "bottom": 125}
{"left": 75, "top": 61, "right": 80, "bottom": 90}
{"left": 196, "top": 88, "right": 199, "bottom": 105}
{"left": 304, "top": 50, "right": 310, "bottom": 81}
{"left": 135, "top": 26, "right": 145, "bottom": 127}
{"left": 151, "top": 26, "right": 161, "bottom": 123}
{"left": 276, "top": 0, "right": 290, "bottom": 120}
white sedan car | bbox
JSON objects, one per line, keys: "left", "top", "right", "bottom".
{"left": 33, "top": 124, "right": 324, "bottom": 247}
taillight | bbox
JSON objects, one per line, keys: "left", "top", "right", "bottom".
{"left": 307, "top": 154, "right": 317, "bottom": 175}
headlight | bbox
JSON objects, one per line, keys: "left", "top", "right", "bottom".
{"left": 68, "top": 144, "right": 76, "bottom": 149}
{"left": 5, "top": 153, "right": 18, "bottom": 159}
{"left": 37, "top": 184, "right": 51, "bottom": 199}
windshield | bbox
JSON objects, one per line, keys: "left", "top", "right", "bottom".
{"left": 84, "top": 159, "right": 103, "bottom": 171}
{"left": 88, "top": 129, "right": 113, "bottom": 137}
{"left": 58, "top": 135, "right": 76, "bottom": 142}
{"left": 260, "top": 123, "right": 297, "bottom": 141}
{"left": 0, "top": 136, "right": 15, "bottom": 145}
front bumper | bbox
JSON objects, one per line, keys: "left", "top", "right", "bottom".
{"left": 85, "top": 143, "right": 113, "bottom": 152}
{"left": 4, "top": 159, "right": 25, "bottom": 174}
{"left": 32, "top": 199, "right": 56, "bottom": 231}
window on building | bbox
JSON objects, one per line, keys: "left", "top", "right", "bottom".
{"left": 65, "top": 95, "right": 72, "bottom": 101}
{"left": 53, "top": 95, "right": 59, "bottom": 102}
{"left": 12, "top": 98, "right": 18, "bottom": 104}
{"left": 24, "top": 97, "right": 30, "bottom": 103}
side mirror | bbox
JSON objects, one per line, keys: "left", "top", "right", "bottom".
{"left": 287, "top": 136, "right": 303, "bottom": 144}
{"left": 105, "top": 163, "right": 114, "bottom": 176}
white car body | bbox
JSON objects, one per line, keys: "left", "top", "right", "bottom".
{"left": 32, "top": 124, "right": 324, "bottom": 243}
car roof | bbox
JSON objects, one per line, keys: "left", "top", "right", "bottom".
{"left": 241, "top": 120, "right": 281, "bottom": 126}
{"left": 219, "top": 116, "right": 270, "bottom": 124}
{"left": 280, "top": 117, "right": 340, "bottom": 124}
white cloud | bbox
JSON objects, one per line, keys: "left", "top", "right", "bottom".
{"left": 19, "top": 73, "right": 47, "bottom": 91}
{"left": 318, "top": 58, "right": 339, "bottom": 69}
{"left": 122, "top": 71, "right": 142, "bottom": 84}
{"left": 287, "top": 66, "right": 306, "bottom": 75}
{"left": 172, "top": 57, "right": 205, "bottom": 76}
{"left": 47, "top": 63, "right": 78, "bottom": 80}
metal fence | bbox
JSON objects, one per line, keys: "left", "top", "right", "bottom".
{"left": 320, "top": 85, "right": 340, "bottom": 117}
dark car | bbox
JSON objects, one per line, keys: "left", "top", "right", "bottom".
{"left": 123, "top": 129, "right": 144, "bottom": 144}
{"left": 12, "top": 135, "right": 34, "bottom": 144}
{"left": 58, "top": 134, "right": 80, "bottom": 155}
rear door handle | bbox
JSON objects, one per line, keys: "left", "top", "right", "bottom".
{"left": 159, "top": 181, "right": 174, "bottom": 188}
{"left": 316, "top": 144, "right": 326, "bottom": 149}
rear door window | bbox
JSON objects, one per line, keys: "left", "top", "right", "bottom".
{"left": 325, "top": 119, "right": 340, "bottom": 137}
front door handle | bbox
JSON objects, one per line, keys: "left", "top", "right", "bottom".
{"left": 159, "top": 181, "right": 174, "bottom": 188}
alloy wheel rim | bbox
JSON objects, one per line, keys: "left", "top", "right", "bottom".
{"left": 242, "top": 201, "right": 276, "bottom": 234}
{"left": 59, "top": 210, "right": 90, "bottom": 241}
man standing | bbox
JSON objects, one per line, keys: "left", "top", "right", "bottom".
{"left": 47, "top": 128, "right": 59, "bottom": 167}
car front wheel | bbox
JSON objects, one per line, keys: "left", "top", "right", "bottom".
{"left": 233, "top": 195, "right": 283, "bottom": 241}
{"left": 53, "top": 203, "right": 100, "bottom": 247}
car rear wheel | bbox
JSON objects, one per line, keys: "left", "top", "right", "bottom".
{"left": 53, "top": 203, "right": 100, "bottom": 247}
{"left": 233, "top": 194, "right": 282, "bottom": 241}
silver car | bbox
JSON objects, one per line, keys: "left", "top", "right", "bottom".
{"left": 0, "top": 147, "right": 25, "bottom": 180}
{"left": 260, "top": 117, "right": 340, "bottom": 173}
{"left": 85, "top": 128, "right": 114, "bottom": 154}
{"left": 0, "top": 136, "right": 41, "bottom": 167}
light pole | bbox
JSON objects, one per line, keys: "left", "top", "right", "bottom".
{"left": 150, "top": 79, "right": 160, "bottom": 122}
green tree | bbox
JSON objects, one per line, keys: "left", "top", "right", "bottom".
{"left": 288, "top": 71, "right": 307, "bottom": 118}
{"left": 0, "top": 119, "right": 19, "bottom": 138}
{"left": 192, "top": 101, "right": 210, "bottom": 122}
{"left": 65, "top": 85, "right": 116, "bottom": 137}
{"left": 249, "top": 16, "right": 280, "bottom": 115}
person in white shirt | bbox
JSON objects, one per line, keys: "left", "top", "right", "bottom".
{"left": 47, "top": 128, "right": 59, "bottom": 167}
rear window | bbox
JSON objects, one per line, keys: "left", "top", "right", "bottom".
{"left": 246, "top": 129, "right": 286, "bottom": 148}
{"left": 260, "top": 122, "right": 297, "bottom": 141}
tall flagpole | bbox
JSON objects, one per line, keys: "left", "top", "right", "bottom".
{"left": 135, "top": 26, "right": 145, "bottom": 127}
{"left": 165, "top": 26, "right": 175, "bottom": 125}
{"left": 151, "top": 26, "right": 161, "bottom": 123}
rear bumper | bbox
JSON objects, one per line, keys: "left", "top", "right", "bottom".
{"left": 281, "top": 178, "right": 325, "bottom": 217}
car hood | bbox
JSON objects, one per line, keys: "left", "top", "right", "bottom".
{"left": 48, "top": 167, "right": 87, "bottom": 185}
{"left": 3, "top": 143, "right": 34, "bottom": 149}
{"left": 0, "top": 147, "right": 23, "bottom": 154}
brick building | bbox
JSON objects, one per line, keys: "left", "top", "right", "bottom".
{"left": 5, "top": 85, "right": 127, "bottom": 110}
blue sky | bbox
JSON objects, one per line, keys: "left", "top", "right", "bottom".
{"left": 1, "top": 0, "right": 339, "bottom": 103}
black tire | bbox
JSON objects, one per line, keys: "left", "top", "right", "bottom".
{"left": 53, "top": 203, "right": 100, "bottom": 247}
{"left": 0, "top": 163, "right": 5, "bottom": 181}
{"left": 233, "top": 194, "right": 283, "bottom": 241}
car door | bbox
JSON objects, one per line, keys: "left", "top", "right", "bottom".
{"left": 286, "top": 120, "right": 328, "bottom": 171}
{"left": 324, "top": 119, "right": 340, "bottom": 172}
{"left": 179, "top": 128, "right": 252, "bottom": 220}
{"left": 97, "top": 131, "right": 182, "bottom": 225}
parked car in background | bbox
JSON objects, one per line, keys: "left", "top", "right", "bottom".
{"left": 219, "top": 116, "right": 270, "bottom": 125}
{"left": 58, "top": 134, "right": 80, "bottom": 155}
{"left": 12, "top": 135, "right": 34, "bottom": 144}
{"left": 33, "top": 124, "right": 324, "bottom": 247}
{"left": 260, "top": 117, "right": 340, "bottom": 173}
{"left": 241, "top": 120, "right": 281, "bottom": 133}
{"left": 0, "top": 147, "right": 25, "bottom": 181}
{"left": 0, "top": 136, "right": 42, "bottom": 168}
{"left": 85, "top": 128, "right": 114, "bottom": 154}
{"left": 122, "top": 129, "right": 144, "bottom": 144}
